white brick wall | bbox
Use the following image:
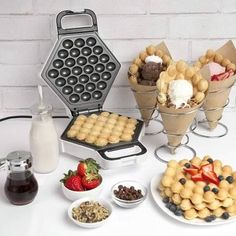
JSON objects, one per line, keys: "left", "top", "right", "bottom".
{"left": 0, "top": 0, "right": 236, "bottom": 115}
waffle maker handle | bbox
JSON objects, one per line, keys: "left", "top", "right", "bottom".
{"left": 98, "top": 142, "right": 147, "bottom": 161}
{"left": 56, "top": 9, "right": 98, "bottom": 35}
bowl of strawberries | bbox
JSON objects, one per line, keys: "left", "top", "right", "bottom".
{"left": 60, "top": 158, "right": 103, "bottom": 201}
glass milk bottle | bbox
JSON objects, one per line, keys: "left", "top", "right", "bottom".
{"left": 30, "top": 103, "right": 59, "bottom": 173}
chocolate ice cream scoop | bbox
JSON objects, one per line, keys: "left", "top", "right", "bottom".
{"left": 141, "top": 62, "right": 163, "bottom": 81}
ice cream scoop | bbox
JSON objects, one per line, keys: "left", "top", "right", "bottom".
{"left": 168, "top": 80, "right": 193, "bottom": 109}
{"left": 141, "top": 62, "right": 163, "bottom": 81}
{"left": 208, "top": 62, "right": 225, "bottom": 76}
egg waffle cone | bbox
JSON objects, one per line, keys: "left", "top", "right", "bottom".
{"left": 158, "top": 102, "right": 202, "bottom": 149}
{"left": 197, "top": 40, "right": 236, "bottom": 129}
{"left": 128, "top": 41, "right": 172, "bottom": 125}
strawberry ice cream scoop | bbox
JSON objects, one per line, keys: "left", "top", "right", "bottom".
{"left": 208, "top": 62, "right": 225, "bottom": 76}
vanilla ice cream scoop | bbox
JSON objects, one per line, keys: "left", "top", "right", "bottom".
{"left": 145, "top": 55, "right": 163, "bottom": 64}
{"left": 168, "top": 80, "right": 193, "bottom": 109}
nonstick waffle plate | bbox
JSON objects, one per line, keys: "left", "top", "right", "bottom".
{"left": 61, "top": 111, "right": 144, "bottom": 152}
{"left": 41, "top": 10, "right": 121, "bottom": 114}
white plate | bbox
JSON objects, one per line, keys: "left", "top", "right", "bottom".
{"left": 150, "top": 174, "right": 236, "bottom": 226}
{"left": 68, "top": 197, "right": 112, "bottom": 228}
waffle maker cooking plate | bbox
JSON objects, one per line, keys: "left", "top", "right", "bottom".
{"left": 41, "top": 9, "right": 147, "bottom": 169}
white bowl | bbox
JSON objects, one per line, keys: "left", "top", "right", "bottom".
{"left": 111, "top": 180, "right": 147, "bottom": 208}
{"left": 61, "top": 178, "right": 103, "bottom": 201}
{"left": 68, "top": 197, "right": 112, "bottom": 228}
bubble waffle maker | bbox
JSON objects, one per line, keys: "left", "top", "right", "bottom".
{"left": 41, "top": 10, "right": 147, "bottom": 169}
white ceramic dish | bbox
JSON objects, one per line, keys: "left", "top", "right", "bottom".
{"left": 68, "top": 197, "right": 112, "bottom": 228}
{"left": 111, "top": 180, "right": 147, "bottom": 208}
{"left": 150, "top": 174, "right": 236, "bottom": 226}
{"left": 61, "top": 178, "right": 103, "bottom": 201}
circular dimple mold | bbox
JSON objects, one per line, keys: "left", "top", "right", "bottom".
{"left": 67, "top": 76, "right": 78, "bottom": 85}
{"left": 70, "top": 48, "right": 80, "bottom": 57}
{"left": 77, "top": 56, "right": 87, "bottom": 66}
{"left": 62, "top": 86, "right": 73, "bottom": 95}
{"left": 48, "top": 69, "right": 59, "bottom": 78}
{"left": 53, "top": 59, "right": 64, "bottom": 69}
{"left": 86, "top": 82, "right": 96, "bottom": 92}
{"left": 101, "top": 71, "right": 111, "bottom": 80}
{"left": 81, "top": 92, "right": 91, "bottom": 101}
{"left": 93, "top": 46, "right": 103, "bottom": 55}
{"left": 88, "top": 55, "right": 98, "bottom": 64}
{"left": 99, "top": 54, "right": 109, "bottom": 63}
{"left": 97, "top": 81, "right": 107, "bottom": 90}
{"left": 79, "top": 74, "right": 89, "bottom": 84}
{"left": 90, "top": 73, "right": 100, "bottom": 82}
{"left": 95, "top": 63, "right": 105, "bottom": 72}
{"left": 74, "top": 84, "right": 84, "bottom": 93}
{"left": 55, "top": 77, "right": 66, "bottom": 87}
{"left": 62, "top": 39, "right": 73, "bottom": 49}
{"left": 86, "top": 37, "right": 96, "bottom": 46}
{"left": 106, "top": 62, "right": 116, "bottom": 71}
{"left": 69, "top": 94, "right": 80, "bottom": 103}
{"left": 74, "top": 38, "right": 85, "bottom": 48}
{"left": 60, "top": 68, "right": 71, "bottom": 77}
{"left": 65, "top": 58, "right": 75, "bottom": 67}
{"left": 84, "top": 65, "right": 93, "bottom": 74}
{"left": 42, "top": 33, "right": 121, "bottom": 110}
{"left": 92, "top": 90, "right": 103, "bottom": 100}
{"left": 72, "top": 66, "right": 82, "bottom": 76}
{"left": 82, "top": 47, "right": 92, "bottom": 56}
{"left": 58, "top": 49, "right": 68, "bottom": 59}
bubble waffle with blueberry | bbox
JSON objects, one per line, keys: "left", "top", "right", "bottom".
{"left": 67, "top": 112, "right": 138, "bottom": 147}
{"left": 159, "top": 156, "right": 236, "bottom": 222}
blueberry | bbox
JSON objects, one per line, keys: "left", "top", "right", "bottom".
{"left": 212, "top": 188, "right": 219, "bottom": 194}
{"left": 221, "top": 212, "right": 230, "bottom": 220}
{"left": 226, "top": 176, "right": 234, "bottom": 184}
{"left": 205, "top": 216, "right": 213, "bottom": 222}
{"left": 174, "top": 208, "right": 183, "bottom": 216}
{"left": 204, "top": 186, "right": 210, "bottom": 192}
{"left": 179, "top": 178, "right": 186, "bottom": 185}
{"left": 162, "top": 197, "right": 170, "bottom": 204}
{"left": 207, "top": 158, "right": 213, "bottom": 163}
{"left": 169, "top": 204, "right": 177, "bottom": 213}
{"left": 204, "top": 215, "right": 216, "bottom": 222}
{"left": 184, "top": 163, "right": 191, "bottom": 168}
{"left": 165, "top": 202, "right": 172, "bottom": 209}
{"left": 218, "top": 175, "right": 224, "bottom": 181}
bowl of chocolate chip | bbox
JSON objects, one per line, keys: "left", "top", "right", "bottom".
{"left": 111, "top": 181, "right": 147, "bottom": 208}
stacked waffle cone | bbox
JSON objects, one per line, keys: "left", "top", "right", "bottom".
{"left": 195, "top": 40, "right": 236, "bottom": 129}
{"left": 128, "top": 42, "right": 172, "bottom": 125}
{"left": 156, "top": 61, "right": 209, "bottom": 149}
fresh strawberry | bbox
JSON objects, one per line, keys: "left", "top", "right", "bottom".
{"left": 211, "top": 69, "right": 234, "bottom": 81}
{"left": 60, "top": 170, "right": 84, "bottom": 191}
{"left": 191, "top": 172, "right": 204, "bottom": 182}
{"left": 81, "top": 174, "right": 101, "bottom": 190}
{"left": 202, "top": 171, "right": 219, "bottom": 185}
{"left": 77, "top": 158, "right": 100, "bottom": 177}
{"left": 191, "top": 164, "right": 199, "bottom": 169}
{"left": 65, "top": 175, "right": 84, "bottom": 191}
{"left": 184, "top": 168, "right": 199, "bottom": 176}
{"left": 201, "top": 163, "right": 214, "bottom": 173}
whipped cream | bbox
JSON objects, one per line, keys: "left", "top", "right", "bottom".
{"left": 168, "top": 80, "right": 193, "bottom": 109}
{"left": 145, "top": 55, "right": 163, "bottom": 64}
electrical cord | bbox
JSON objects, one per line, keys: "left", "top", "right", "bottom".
{"left": 0, "top": 115, "right": 69, "bottom": 122}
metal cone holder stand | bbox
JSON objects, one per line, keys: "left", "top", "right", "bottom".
{"left": 131, "top": 88, "right": 164, "bottom": 135}
{"left": 154, "top": 108, "right": 198, "bottom": 164}
{"left": 191, "top": 82, "right": 235, "bottom": 138}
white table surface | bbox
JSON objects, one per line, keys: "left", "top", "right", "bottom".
{"left": 1, "top": 112, "right": 236, "bottom": 236}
